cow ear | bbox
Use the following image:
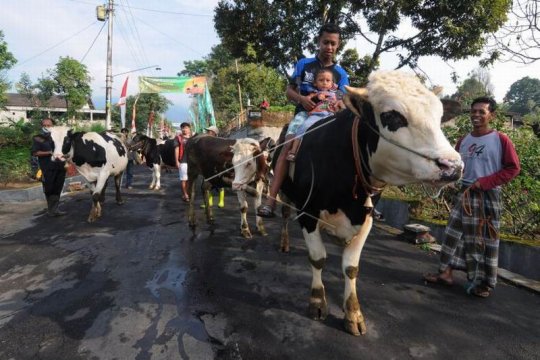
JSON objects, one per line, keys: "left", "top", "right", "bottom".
{"left": 67, "top": 129, "right": 73, "bottom": 138}
{"left": 259, "top": 137, "right": 271, "bottom": 152}
{"left": 344, "top": 86, "right": 369, "bottom": 117}
{"left": 432, "top": 86, "right": 444, "bottom": 96}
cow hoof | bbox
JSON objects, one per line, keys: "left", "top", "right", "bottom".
{"left": 116, "top": 200, "right": 125, "bottom": 205}
{"left": 155, "top": 186, "right": 161, "bottom": 190}
{"left": 280, "top": 246, "right": 290, "bottom": 253}
{"left": 149, "top": 185, "right": 155, "bottom": 190}
{"left": 241, "top": 229, "right": 252, "bottom": 239}
{"left": 87, "top": 215, "right": 97, "bottom": 223}
{"left": 344, "top": 316, "right": 367, "bottom": 336}
{"left": 308, "top": 287, "right": 328, "bottom": 320}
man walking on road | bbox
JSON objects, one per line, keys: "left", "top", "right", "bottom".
{"left": 424, "top": 97, "right": 520, "bottom": 298}
{"left": 31, "top": 118, "right": 67, "bottom": 217}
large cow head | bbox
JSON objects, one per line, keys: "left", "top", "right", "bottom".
{"left": 230, "top": 138, "right": 269, "bottom": 191}
{"left": 49, "top": 126, "right": 73, "bottom": 162}
{"left": 344, "top": 71, "right": 462, "bottom": 186}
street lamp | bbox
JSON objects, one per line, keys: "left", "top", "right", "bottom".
{"left": 104, "top": 65, "right": 160, "bottom": 130}
{"left": 112, "top": 65, "right": 161, "bottom": 78}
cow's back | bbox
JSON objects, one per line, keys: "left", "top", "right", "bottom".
{"left": 72, "top": 132, "right": 128, "bottom": 180}
{"left": 187, "top": 135, "right": 236, "bottom": 187}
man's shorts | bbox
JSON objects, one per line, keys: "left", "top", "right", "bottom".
{"left": 178, "top": 163, "right": 188, "bottom": 181}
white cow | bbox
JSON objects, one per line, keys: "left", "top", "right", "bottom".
{"left": 49, "top": 126, "right": 128, "bottom": 222}
{"left": 276, "top": 71, "right": 463, "bottom": 335}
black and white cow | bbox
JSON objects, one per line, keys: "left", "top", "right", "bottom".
{"left": 129, "top": 134, "right": 177, "bottom": 190}
{"left": 186, "top": 135, "right": 273, "bottom": 238}
{"left": 278, "top": 71, "right": 463, "bottom": 336}
{"left": 49, "top": 126, "right": 128, "bottom": 223}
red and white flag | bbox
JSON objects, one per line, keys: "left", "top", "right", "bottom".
{"left": 131, "top": 93, "right": 140, "bottom": 134}
{"left": 117, "top": 76, "right": 129, "bottom": 128}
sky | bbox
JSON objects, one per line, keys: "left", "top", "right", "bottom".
{"left": 2, "top": 0, "right": 540, "bottom": 127}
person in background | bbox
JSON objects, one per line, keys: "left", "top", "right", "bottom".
{"left": 121, "top": 128, "right": 136, "bottom": 189}
{"left": 175, "top": 122, "right": 192, "bottom": 202}
{"left": 31, "top": 118, "right": 67, "bottom": 217}
{"left": 423, "top": 97, "right": 520, "bottom": 298}
{"left": 200, "top": 125, "right": 225, "bottom": 208}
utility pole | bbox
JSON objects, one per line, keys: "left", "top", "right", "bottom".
{"left": 105, "top": 0, "right": 114, "bottom": 130}
{"left": 235, "top": 59, "right": 243, "bottom": 128}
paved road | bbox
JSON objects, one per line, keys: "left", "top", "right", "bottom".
{"left": 0, "top": 169, "right": 538, "bottom": 360}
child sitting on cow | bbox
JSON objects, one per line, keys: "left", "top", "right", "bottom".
{"left": 286, "top": 68, "right": 340, "bottom": 162}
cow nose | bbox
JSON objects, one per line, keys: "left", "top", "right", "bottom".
{"left": 437, "top": 158, "right": 463, "bottom": 181}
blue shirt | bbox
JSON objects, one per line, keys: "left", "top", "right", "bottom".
{"left": 289, "top": 56, "right": 349, "bottom": 114}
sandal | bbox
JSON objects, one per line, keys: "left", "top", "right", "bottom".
{"left": 471, "top": 285, "right": 491, "bottom": 298}
{"left": 256, "top": 204, "right": 275, "bottom": 218}
{"left": 182, "top": 195, "right": 190, "bottom": 203}
{"left": 423, "top": 273, "right": 453, "bottom": 286}
{"left": 286, "top": 152, "right": 296, "bottom": 162}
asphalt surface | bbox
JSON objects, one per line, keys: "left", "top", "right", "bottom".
{"left": 0, "top": 167, "right": 538, "bottom": 360}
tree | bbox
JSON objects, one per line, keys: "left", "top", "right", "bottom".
{"left": 485, "top": 0, "right": 540, "bottom": 64}
{"left": 215, "top": 0, "right": 511, "bottom": 79}
{"left": 451, "top": 67, "right": 494, "bottom": 107}
{"left": 339, "top": 49, "right": 378, "bottom": 87}
{"left": 111, "top": 93, "right": 172, "bottom": 132}
{"left": 211, "top": 62, "right": 288, "bottom": 124}
{"left": 0, "top": 30, "right": 17, "bottom": 108}
{"left": 178, "top": 60, "right": 209, "bottom": 77}
{"left": 504, "top": 76, "right": 540, "bottom": 115}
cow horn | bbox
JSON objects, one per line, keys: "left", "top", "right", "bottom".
{"left": 432, "top": 86, "right": 444, "bottom": 96}
{"left": 344, "top": 86, "right": 369, "bottom": 118}
{"left": 345, "top": 86, "right": 368, "bottom": 98}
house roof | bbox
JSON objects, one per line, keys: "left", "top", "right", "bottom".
{"left": 5, "top": 93, "right": 96, "bottom": 110}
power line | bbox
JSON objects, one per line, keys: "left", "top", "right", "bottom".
{"left": 67, "top": 0, "right": 212, "bottom": 17}
{"left": 133, "top": 14, "right": 206, "bottom": 58}
{"left": 14, "top": 21, "right": 98, "bottom": 68}
{"left": 80, "top": 21, "right": 107, "bottom": 63}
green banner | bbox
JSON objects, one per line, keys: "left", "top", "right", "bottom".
{"left": 138, "top": 76, "right": 206, "bottom": 93}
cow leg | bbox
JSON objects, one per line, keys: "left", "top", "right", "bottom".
{"left": 254, "top": 181, "right": 267, "bottom": 236}
{"left": 303, "top": 226, "right": 328, "bottom": 320}
{"left": 114, "top": 173, "right": 124, "bottom": 205}
{"left": 280, "top": 199, "right": 291, "bottom": 253}
{"left": 237, "top": 190, "right": 252, "bottom": 238}
{"left": 202, "top": 183, "right": 214, "bottom": 225}
{"left": 187, "top": 177, "right": 197, "bottom": 230}
{"left": 154, "top": 164, "right": 161, "bottom": 190}
{"left": 88, "top": 172, "right": 109, "bottom": 222}
{"left": 341, "top": 216, "right": 373, "bottom": 336}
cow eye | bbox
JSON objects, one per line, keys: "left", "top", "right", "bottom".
{"left": 380, "top": 110, "right": 408, "bottom": 131}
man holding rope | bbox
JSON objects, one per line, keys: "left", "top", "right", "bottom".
{"left": 256, "top": 23, "right": 349, "bottom": 218}
{"left": 424, "top": 97, "right": 520, "bottom": 298}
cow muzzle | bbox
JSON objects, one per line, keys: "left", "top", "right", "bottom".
{"left": 437, "top": 158, "right": 463, "bottom": 182}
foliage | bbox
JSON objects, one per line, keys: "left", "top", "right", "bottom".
{"left": 0, "top": 146, "right": 32, "bottom": 184}
{"left": 484, "top": 0, "right": 540, "bottom": 64}
{"left": 111, "top": 93, "right": 172, "bottom": 132}
{"left": 47, "top": 56, "right": 92, "bottom": 120}
{"left": 0, "top": 30, "right": 17, "bottom": 108}
{"left": 215, "top": 0, "right": 511, "bottom": 80}
{"left": 339, "top": 49, "right": 378, "bottom": 87}
{"left": 266, "top": 104, "right": 295, "bottom": 113}
{"left": 15, "top": 72, "right": 52, "bottom": 120}
{"left": 450, "top": 67, "right": 494, "bottom": 107}
{"left": 211, "top": 62, "right": 288, "bottom": 126}
{"left": 504, "top": 76, "right": 540, "bottom": 115}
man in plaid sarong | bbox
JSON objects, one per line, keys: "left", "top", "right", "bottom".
{"left": 424, "top": 97, "right": 520, "bottom": 298}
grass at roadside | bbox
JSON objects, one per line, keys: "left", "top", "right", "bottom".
{"left": 0, "top": 146, "right": 32, "bottom": 184}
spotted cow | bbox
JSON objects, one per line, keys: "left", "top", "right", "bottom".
{"left": 277, "top": 71, "right": 463, "bottom": 336}
{"left": 186, "top": 135, "right": 273, "bottom": 238}
{"left": 49, "top": 126, "right": 128, "bottom": 223}
{"left": 129, "top": 134, "right": 177, "bottom": 190}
